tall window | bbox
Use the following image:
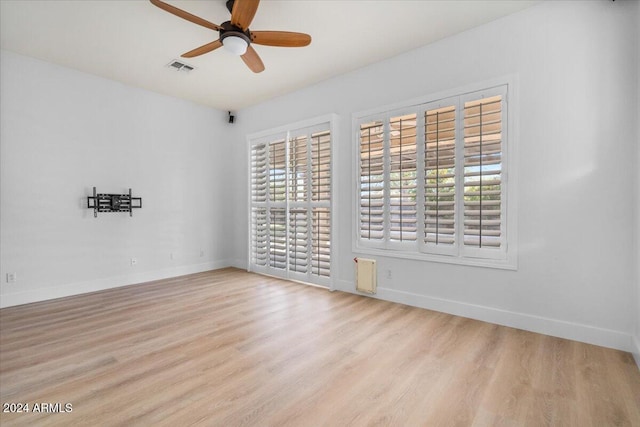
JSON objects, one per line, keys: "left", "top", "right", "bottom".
{"left": 356, "top": 85, "right": 514, "bottom": 268}
{"left": 250, "top": 118, "right": 333, "bottom": 286}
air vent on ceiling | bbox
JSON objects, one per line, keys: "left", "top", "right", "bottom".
{"left": 167, "top": 60, "right": 195, "bottom": 73}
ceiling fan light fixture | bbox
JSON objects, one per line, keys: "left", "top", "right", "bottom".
{"left": 150, "top": 1, "right": 311, "bottom": 73}
{"left": 222, "top": 35, "right": 248, "bottom": 56}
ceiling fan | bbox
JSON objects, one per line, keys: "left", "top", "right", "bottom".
{"left": 150, "top": 0, "right": 311, "bottom": 73}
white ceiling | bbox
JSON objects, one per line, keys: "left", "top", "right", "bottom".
{"left": 0, "top": 0, "right": 539, "bottom": 111}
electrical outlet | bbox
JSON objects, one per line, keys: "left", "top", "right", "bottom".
{"left": 131, "top": 258, "right": 138, "bottom": 266}
{"left": 170, "top": 252, "right": 174, "bottom": 260}
{"left": 6, "top": 273, "right": 17, "bottom": 283}
{"left": 200, "top": 249, "right": 204, "bottom": 257}
{"left": 386, "top": 269, "right": 392, "bottom": 279}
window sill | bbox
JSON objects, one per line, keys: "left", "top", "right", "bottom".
{"left": 353, "top": 243, "right": 517, "bottom": 271}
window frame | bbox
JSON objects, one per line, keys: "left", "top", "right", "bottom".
{"left": 247, "top": 114, "right": 337, "bottom": 288}
{"left": 352, "top": 78, "right": 517, "bottom": 270}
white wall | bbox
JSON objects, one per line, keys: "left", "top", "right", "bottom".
{"left": 0, "top": 50, "right": 233, "bottom": 307}
{"left": 231, "top": 1, "right": 639, "bottom": 351}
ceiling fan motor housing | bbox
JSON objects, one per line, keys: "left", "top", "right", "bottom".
{"left": 219, "top": 21, "right": 252, "bottom": 46}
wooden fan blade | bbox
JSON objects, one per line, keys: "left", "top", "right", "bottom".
{"left": 181, "top": 40, "right": 223, "bottom": 58}
{"left": 251, "top": 31, "right": 311, "bottom": 47}
{"left": 231, "top": 0, "right": 260, "bottom": 31}
{"left": 150, "top": 0, "right": 220, "bottom": 31}
{"left": 241, "top": 45, "right": 265, "bottom": 73}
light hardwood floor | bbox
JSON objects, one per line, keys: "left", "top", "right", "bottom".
{"left": 1, "top": 268, "right": 639, "bottom": 426}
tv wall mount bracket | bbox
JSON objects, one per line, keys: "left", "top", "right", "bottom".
{"left": 87, "top": 187, "right": 142, "bottom": 218}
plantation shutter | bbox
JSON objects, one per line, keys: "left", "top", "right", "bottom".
{"left": 268, "top": 139, "right": 287, "bottom": 269}
{"left": 356, "top": 85, "right": 509, "bottom": 265}
{"left": 251, "top": 207, "right": 268, "bottom": 266}
{"left": 269, "top": 140, "right": 287, "bottom": 203}
{"left": 288, "top": 135, "right": 308, "bottom": 274}
{"left": 463, "top": 94, "right": 503, "bottom": 250}
{"left": 251, "top": 143, "right": 268, "bottom": 204}
{"left": 310, "top": 130, "right": 331, "bottom": 277}
{"left": 312, "top": 208, "right": 330, "bottom": 277}
{"left": 250, "top": 143, "right": 268, "bottom": 266}
{"left": 289, "top": 135, "right": 307, "bottom": 202}
{"left": 389, "top": 114, "right": 417, "bottom": 242}
{"left": 424, "top": 105, "right": 456, "bottom": 247}
{"left": 269, "top": 208, "right": 287, "bottom": 269}
{"left": 359, "top": 120, "right": 385, "bottom": 242}
{"left": 288, "top": 208, "right": 308, "bottom": 273}
{"left": 311, "top": 131, "right": 331, "bottom": 203}
{"left": 249, "top": 118, "right": 332, "bottom": 285}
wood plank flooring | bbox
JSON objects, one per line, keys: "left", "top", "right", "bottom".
{"left": 1, "top": 268, "right": 639, "bottom": 426}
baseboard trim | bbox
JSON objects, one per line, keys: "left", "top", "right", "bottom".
{"left": 633, "top": 334, "right": 640, "bottom": 370}
{"left": 334, "top": 279, "right": 633, "bottom": 353}
{"left": 0, "top": 260, "right": 233, "bottom": 308}
{"left": 228, "top": 259, "right": 248, "bottom": 270}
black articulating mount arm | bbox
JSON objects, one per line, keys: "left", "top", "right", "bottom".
{"left": 87, "top": 187, "right": 142, "bottom": 218}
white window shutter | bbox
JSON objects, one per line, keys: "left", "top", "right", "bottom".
{"left": 463, "top": 94, "right": 503, "bottom": 250}
{"left": 311, "top": 131, "right": 331, "bottom": 203}
{"left": 424, "top": 105, "right": 457, "bottom": 247}
{"left": 389, "top": 113, "right": 418, "bottom": 242}
{"left": 359, "top": 120, "right": 385, "bottom": 241}
{"left": 249, "top": 118, "right": 333, "bottom": 285}
{"left": 310, "top": 130, "right": 331, "bottom": 277}
{"left": 288, "top": 208, "right": 308, "bottom": 273}
{"left": 355, "top": 84, "right": 511, "bottom": 267}
{"left": 311, "top": 207, "right": 331, "bottom": 277}
{"left": 251, "top": 143, "right": 268, "bottom": 203}
{"left": 251, "top": 207, "right": 268, "bottom": 266}
{"left": 269, "top": 208, "right": 287, "bottom": 269}
{"left": 269, "top": 140, "right": 287, "bottom": 203}
{"left": 250, "top": 143, "right": 269, "bottom": 266}
{"left": 289, "top": 135, "right": 307, "bottom": 202}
